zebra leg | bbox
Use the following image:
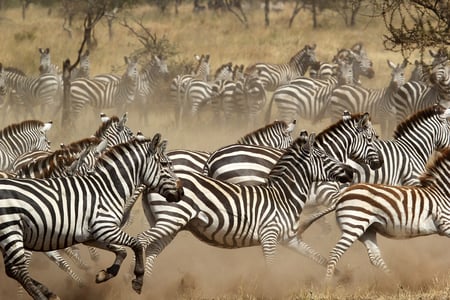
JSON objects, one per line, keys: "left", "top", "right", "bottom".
{"left": 44, "top": 250, "right": 85, "bottom": 286}
{"left": 5, "top": 250, "right": 57, "bottom": 300}
{"left": 85, "top": 229, "right": 145, "bottom": 294}
{"left": 359, "top": 230, "right": 391, "bottom": 274}
{"left": 259, "top": 228, "right": 279, "bottom": 265}
{"left": 326, "top": 230, "right": 361, "bottom": 279}
{"left": 64, "top": 246, "right": 90, "bottom": 270}
{"left": 284, "top": 236, "right": 329, "bottom": 268}
{"left": 137, "top": 224, "right": 179, "bottom": 277}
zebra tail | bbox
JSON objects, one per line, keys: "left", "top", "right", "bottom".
{"left": 297, "top": 204, "right": 336, "bottom": 235}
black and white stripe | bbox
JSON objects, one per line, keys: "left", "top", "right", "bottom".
{"left": 139, "top": 133, "right": 354, "bottom": 279}
{"left": 0, "top": 134, "right": 183, "bottom": 299}
{"left": 266, "top": 58, "right": 354, "bottom": 123}
{"left": 0, "top": 120, "right": 52, "bottom": 171}
{"left": 245, "top": 44, "right": 317, "bottom": 91}
{"left": 70, "top": 56, "right": 139, "bottom": 117}
{"left": 326, "top": 146, "right": 450, "bottom": 278}
{"left": 328, "top": 59, "right": 408, "bottom": 136}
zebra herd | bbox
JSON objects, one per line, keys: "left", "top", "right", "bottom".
{"left": 0, "top": 44, "right": 450, "bottom": 299}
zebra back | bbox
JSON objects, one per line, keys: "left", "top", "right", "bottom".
{"left": 0, "top": 120, "right": 52, "bottom": 171}
{"left": 236, "top": 119, "right": 295, "bottom": 149}
{"left": 245, "top": 44, "right": 317, "bottom": 91}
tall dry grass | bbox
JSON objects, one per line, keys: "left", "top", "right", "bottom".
{"left": 0, "top": 3, "right": 449, "bottom": 300}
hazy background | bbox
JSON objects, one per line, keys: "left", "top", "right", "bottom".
{"left": 0, "top": 2, "right": 449, "bottom": 299}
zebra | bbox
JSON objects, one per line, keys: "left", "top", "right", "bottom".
{"left": 0, "top": 63, "right": 8, "bottom": 109}
{"left": 138, "top": 132, "right": 354, "bottom": 279}
{"left": 204, "top": 112, "right": 381, "bottom": 185}
{"left": 3, "top": 67, "right": 59, "bottom": 120}
{"left": 70, "top": 49, "right": 90, "bottom": 80}
{"left": 0, "top": 119, "right": 52, "bottom": 172}
{"left": 182, "top": 60, "right": 235, "bottom": 123}
{"left": 0, "top": 134, "right": 184, "bottom": 299}
{"left": 168, "top": 119, "right": 297, "bottom": 174}
{"left": 334, "top": 42, "right": 375, "bottom": 85}
{"left": 328, "top": 59, "right": 408, "bottom": 136}
{"left": 299, "top": 104, "right": 450, "bottom": 234}
{"left": 237, "top": 69, "right": 269, "bottom": 127}
{"left": 244, "top": 44, "right": 317, "bottom": 91}
{"left": 309, "top": 61, "right": 336, "bottom": 80}
{"left": 131, "top": 55, "right": 169, "bottom": 124}
{"left": 325, "top": 146, "right": 450, "bottom": 279}
{"left": 170, "top": 54, "right": 211, "bottom": 126}
{"left": 393, "top": 61, "right": 450, "bottom": 125}
{"left": 265, "top": 57, "right": 354, "bottom": 124}
{"left": 70, "top": 56, "right": 139, "bottom": 119}
{"left": 409, "top": 47, "right": 449, "bottom": 83}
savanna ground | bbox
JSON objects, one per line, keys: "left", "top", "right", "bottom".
{"left": 0, "top": 2, "right": 449, "bottom": 299}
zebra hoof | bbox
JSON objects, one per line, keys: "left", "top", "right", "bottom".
{"left": 95, "top": 270, "right": 113, "bottom": 283}
{"left": 132, "top": 278, "right": 143, "bottom": 294}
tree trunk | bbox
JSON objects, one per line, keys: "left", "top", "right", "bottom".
{"left": 264, "top": 0, "right": 270, "bottom": 27}
{"left": 312, "top": 0, "right": 317, "bottom": 28}
{"left": 62, "top": 59, "right": 72, "bottom": 128}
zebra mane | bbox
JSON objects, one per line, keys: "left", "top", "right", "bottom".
{"left": 214, "top": 62, "right": 232, "bottom": 78}
{"left": 94, "top": 138, "right": 154, "bottom": 168}
{"left": 315, "top": 112, "right": 367, "bottom": 142}
{"left": 0, "top": 120, "right": 45, "bottom": 139}
{"left": 419, "top": 147, "right": 450, "bottom": 187}
{"left": 17, "top": 148, "right": 79, "bottom": 179}
{"left": 237, "top": 120, "right": 289, "bottom": 143}
{"left": 4, "top": 66, "right": 26, "bottom": 76}
{"left": 61, "top": 137, "right": 102, "bottom": 152}
{"left": 393, "top": 105, "right": 445, "bottom": 139}
{"left": 93, "top": 116, "right": 121, "bottom": 138}
{"left": 289, "top": 44, "right": 315, "bottom": 65}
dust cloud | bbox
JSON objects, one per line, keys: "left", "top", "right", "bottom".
{"left": 0, "top": 106, "right": 449, "bottom": 300}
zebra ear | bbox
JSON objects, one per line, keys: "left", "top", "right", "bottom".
{"left": 342, "top": 110, "right": 351, "bottom": 121}
{"left": 387, "top": 59, "right": 396, "bottom": 70}
{"left": 149, "top": 133, "right": 162, "bottom": 154}
{"left": 301, "top": 132, "right": 314, "bottom": 153}
{"left": 118, "top": 112, "right": 128, "bottom": 130}
{"left": 159, "top": 140, "right": 168, "bottom": 154}
{"left": 358, "top": 113, "right": 370, "bottom": 129}
{"left": 41, "top": 121, "right": 53, "bottom": 132}
{"left": 285, "top": 120, "right": 296, "bottom": 134}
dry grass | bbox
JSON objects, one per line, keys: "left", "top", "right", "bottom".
{"left": 0, "top": 3, "right": 449, "bottom": 300}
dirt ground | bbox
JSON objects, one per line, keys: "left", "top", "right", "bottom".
{"left": 0, "top": 107, "right": 449, "bottom": 300}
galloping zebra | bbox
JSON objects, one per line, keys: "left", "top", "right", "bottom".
{"left": 168, "top": 119, "right": 297, "bottom": 174}
{"left": 0, "top": 134, "right": 183, "bottom": 299}
{"left": 393, "top": 61, "right": 450, "bottom": 125}
{"left": 70, "top": 56, "right": 139, "bottom": 119}
{"left": 4, "top": 67, "right": 59, "bottom": 119}
{"left": 204, "top": 112, "right": 382, "bottom": 215}
{"left": 139, "top": 133, "right": 354, "bottom": 279}
{"left": 266, "top": 57, "right": 354, "bottom": 123}
{"left": 328, "top": 59, "right": 408, "bottom": 136}
{"left": 299, "top": 104, "right": 450, "bottom": 234}
{"left": 325, "top": 146, "right": 450, "bottom": 278}
{"left": 245, "top": 44, "right": 317, "bottom": 91}
{"left": 0, "top": 120, "right": 52, "bottom": 172}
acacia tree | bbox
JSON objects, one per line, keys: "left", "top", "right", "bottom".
{"left": 371, "top": 0, "right": 450, "bottom": 57}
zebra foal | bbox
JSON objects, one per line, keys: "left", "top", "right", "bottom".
{"left": 326, "top": 146, "right": 450, "bottom": 279}
{"left": 0, "top": 134, "right": 183, "bottom": 299}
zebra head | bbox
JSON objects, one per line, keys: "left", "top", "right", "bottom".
{"left": 336, "top": 57, "right": 354, "bottom": 85}
{"left": 429, "top": 47, "right": 449, "bottom": 67}
{"left": 350, "top": 42, "right": 375, "bottom": 79}
{"left": 353, "top": 112, "right": 383, "bottom": 170}
{"left": 147, "top": 134, "right": 183, "bottom": 203}
{"left": 93, "top": 113, "right": 134, "bottom": 148}
{"left": 430, "top": 63, "right": 450, "bottom": 103}
{"left": 152, "top": 54, "right": 169, "bottom": 76}
{"left": 387, "top": 59, "right": 407, "bottom": 90}
{"left": 302, "top": 133, "right": 354, "bottom": 184}
{"left": 124, "top": 55, "right": 139, "bottom": 83}
{"left": 38, "top": 47, "right": 52, "bottom": 74}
